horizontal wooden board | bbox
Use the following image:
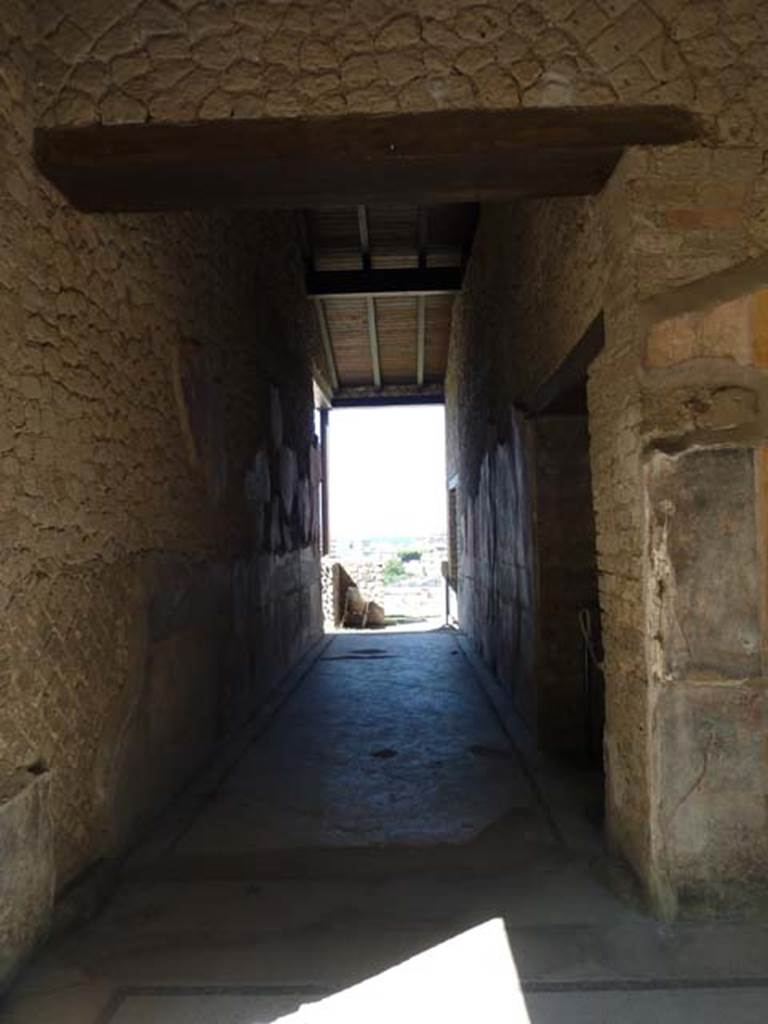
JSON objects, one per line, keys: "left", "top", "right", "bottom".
{"left": 36, "top": 106, "right": 699, "bottom": 212}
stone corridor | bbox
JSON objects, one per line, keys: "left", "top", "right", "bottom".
{"left": 5, "top": 631, "right": 768, "bottom": 1023}
{"left": 4, "top": 0, "right": 768, "bottom": 1013}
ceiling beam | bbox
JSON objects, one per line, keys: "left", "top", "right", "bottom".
{"left": 357, "top": 203, "right": 382, "bottom": 389}
{"left": 333, "top": 383, "right": 443, "bottom": 407}
{"left": 416, "top": 207, "right": 428, "bottom": 387}
{"left": 416, "top": 295, "right": 426, "bottom": 388}
{"left": 366, "top": 296, "right": 381, "bottom": 389}
{"left": 313, "top": 298, "right": 339, "bottom": 392}
{"left": 306, "top": 267, "right": 462, "bottom": 299}
{"left": 35, "top": 106, "right": 699, "bottom": 213}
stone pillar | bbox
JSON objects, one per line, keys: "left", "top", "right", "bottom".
{"left": 591, "top": 140, "right": 768, "bottom": 917}
{"left": 641, "top": 289, "right": 768, "bottom": 917}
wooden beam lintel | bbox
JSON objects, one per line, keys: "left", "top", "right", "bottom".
{"left": 333, "top": 383, "right": 443, "bottom": 407}
{"left": 34, "top": 106, "right": 700, "bottom": 213}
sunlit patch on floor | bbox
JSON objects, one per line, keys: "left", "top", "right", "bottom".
{"left": 273, "top": 919, "right": 528, "bottom": 1023}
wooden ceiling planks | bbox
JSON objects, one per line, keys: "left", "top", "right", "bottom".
{"left": 307, "top": 203, "right": 476, "bottom": 395}
{"left": 323, "top": 297, "right": 372, "bottom": 387}
{"left": 376, "top": 296, "right": 420, "bottom": 385}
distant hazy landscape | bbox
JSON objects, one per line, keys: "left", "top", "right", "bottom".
{"left": 329, "top": 534, "right": 449, "bottom": 624}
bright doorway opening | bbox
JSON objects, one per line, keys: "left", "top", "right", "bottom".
{"left": 322, "top": 404, "right": 449, "bottom": 631}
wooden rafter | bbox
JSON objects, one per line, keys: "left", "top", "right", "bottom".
{"left": 366, "top": 296, "right": 381, "bottom": 389}
{"left": 302, "top": 204, "right": 476, "bottom": 400}
{"left": 305, "top": 267, "right": 462, "bottom": 299}
{"left": 314, "top": 298, "right": 339, "bottom": 392}
{"left": 416, "top": 206, "right": 428, "bottom": 386}
{"left": 357, "top": 204, "right": 380, "bottom": 389}
{"left": 416, "top": 296, "right": 426, "bottom": 388}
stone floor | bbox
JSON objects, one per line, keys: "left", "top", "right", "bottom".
{"left": 4, "top": 630, "right": 768, "bottom": 1022}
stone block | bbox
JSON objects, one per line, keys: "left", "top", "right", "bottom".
{"left": 0, "top": 770, "right": 54, "bottom": 991}
{"left": 663, "top": 206, "right": 743, "bottom": 230}
{"left": 656, "top": 680, "right": 768, "bottom": 913}
{"left": 646, "top": 295, "right": 754, "bottom": 368}
{"left": 375, "top": 15, "right": 421, "bottom": 51}
{"left": 563, "top": 2, "right": 610, "bottom": 46}
{"left": 753, "top": 289, "right": 768, "bottom": 368}
{"left": 588, "top": 3, "right": 663, "bottom": 71}
{"left": 647, "top": 447, "right": 761, "bottom": 682}
{"left": 453, "top": 6, "right": 508, "bottom": 43}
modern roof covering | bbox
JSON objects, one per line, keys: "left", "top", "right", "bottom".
{"left": 303, "top": 203, "right": 477, "bottom": 404}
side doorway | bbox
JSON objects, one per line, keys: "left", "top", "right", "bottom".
{"left": 529, "top": 317, "right": 605, "bottom": 772}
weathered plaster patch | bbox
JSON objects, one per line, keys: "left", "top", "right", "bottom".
{"left": 647, "top": 447, "right": 760, "bottom": 682}
{"left": 0, "top": 770, "right": 54, "bottom": 990}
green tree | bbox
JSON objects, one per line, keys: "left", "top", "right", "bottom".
{"left": 382, "top": 557, "right": 406, "bottom": 584}
{"left": 398, "top": 549, "right": 422, "bottom": 563}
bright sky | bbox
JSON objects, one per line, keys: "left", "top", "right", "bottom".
{"left": 328, "top": 406, "right": 447, "bottom": 542}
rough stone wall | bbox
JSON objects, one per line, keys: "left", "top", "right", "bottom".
{"left": 594, "top": 138, "right": 768, "bottom": 915}
{"left": 443, "top": 160, "right": 654, "bottom": 890}
{"left": 447, "top": 147, "right": 768, "bottom": 915}
{"left": 640, "top": 290, "right": 768, "bottom": 917}
{"left": 453, "top": 409, "right": 537, "bottom": 728}
{"left": 0, "top": 2, "right": 323, "bottom": 979}
{"left": 568, "top": 142, "right": 768, "bottom": 915}
{"left": 446, "top": 197, "right": 604, "bottom": 477}
{"left": 32, "top": 0, "right": 768, "bottom": 139}
{"left": 583, "top": 155, "right": 651, "bottom": 893}
{"left": 2, "top": 0, "right": 766, "bottom": 935}
{"left": 321, "top": 557, "right": 386, "bottom": 614}
{"left": 445, "top": 196, "right": 608, "bottom": 733}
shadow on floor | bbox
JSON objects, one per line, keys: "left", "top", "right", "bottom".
{"left": 5, "top": 632, "right": 768, "bottom": 1023}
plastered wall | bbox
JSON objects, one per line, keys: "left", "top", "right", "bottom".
{"left": 0, "top": 4, "right": 324, "bottom": 984}
{"left": 31, "top": 0, "right": 768, "bottom": 142}
{"left": 447, "top": 146, "right": 768, "bottom": 915}
{"left": 0, "top": 0, "right": 765, "bottom": 968}
{"left": 444, "top": 195, "right": 609, "bottom": 742}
